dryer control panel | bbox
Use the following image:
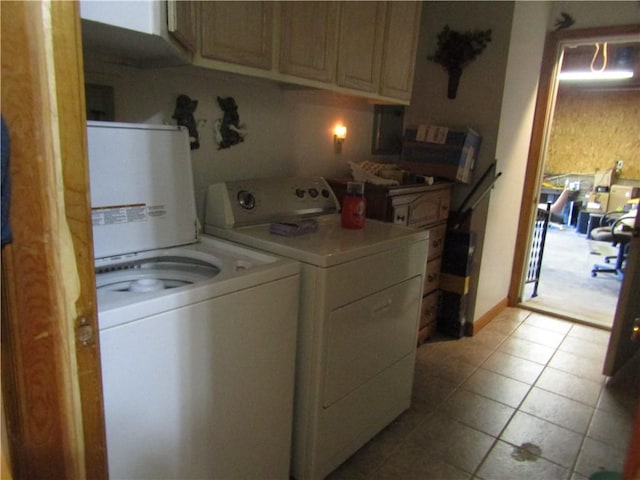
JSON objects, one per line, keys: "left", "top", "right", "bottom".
{"left": 205, "top": 177, "right": 340, "bottom": 228}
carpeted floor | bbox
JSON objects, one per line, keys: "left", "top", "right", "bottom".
{"left": 521, "top": 224, "right": 621, "bottom": 329}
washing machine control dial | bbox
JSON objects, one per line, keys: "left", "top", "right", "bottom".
{"left": 237, "top": 190, "right": 256, "bottom": 210}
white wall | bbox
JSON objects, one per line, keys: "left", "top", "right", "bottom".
{"left": 473, "top": 2, "right": 551, "bottom": 321}
{"left": 548, "top": 1, "right": 640, "bottom": 29}
{"left": 405, "top": 1, "right": 515, "bottom": 323}
{"left": 84, "top": 62, "right": 377, "bottom": 222}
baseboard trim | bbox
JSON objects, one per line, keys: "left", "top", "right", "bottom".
{"left": 465, "top": 297, "right": 508, "bottom": 336}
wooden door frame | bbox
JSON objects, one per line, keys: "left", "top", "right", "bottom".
{"left": 508, "top": 23, "right": 640, "bottom": 306}
{"left": 1, "top": 2, "right": 107, "bottom": 478}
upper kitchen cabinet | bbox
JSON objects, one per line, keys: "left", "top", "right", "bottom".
{"left": 279, "top": 2, "right": 339, "bottom": 83}
{"left": 80, "top": 0, "right": 191, "bottom": 67}
{"left": 336, "top": 2, "right": 386, "bottom": 93}
{"left": 199, "top": 1, "right": 274, "bottom": 70}
{"left": 167, "top": 0, "right": 197, "bottom": 52}
{"left": 82, "top": 1, "right": 423, "bottom": 104}
{"left": 379, "top": 1, "right": 422, "bottom": 101}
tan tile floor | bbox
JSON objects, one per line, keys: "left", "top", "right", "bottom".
{"left": 327, "top": 308, "right": 639, "bottom": 480}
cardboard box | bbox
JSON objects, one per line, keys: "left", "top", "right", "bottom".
{"left": 594, "top": 168, "right": 614, "bottom": 189}
{"left": 401, "top": 128, "right": 481, "bottom": 184}
{"left": 609, "top": 185, "right": 640, "bottom": 212}
{"left": 586, "top": 192, "right": 610, "bottom": 212}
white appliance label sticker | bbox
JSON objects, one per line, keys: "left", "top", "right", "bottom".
{"left": 91, "top": 204, "right": 165, "bottom": 226}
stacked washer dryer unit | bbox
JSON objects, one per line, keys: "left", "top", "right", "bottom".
{"left": 205, "top": 177, "right": 429, "bottom": 480}
{"left": 88, "top": 122, "right": 300, "bottom": 480}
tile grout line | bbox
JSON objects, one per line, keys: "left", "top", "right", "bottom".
{"left": 470, "top": 315, "right": 554, "bottom": 478}
{"left": 567, "top": 379, "right": 608, "bottom": 478}
{"left": 469, "top": 314, "right": 604, "bottom": 478}
{"left": 372, "top": 312, "right": 611, "bottom": 479}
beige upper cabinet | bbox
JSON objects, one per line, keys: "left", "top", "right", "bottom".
{"left": 379, "top": 1, "right": 422, "bottom": 101}
{"left": 200, "top": 1, "right": 274, "bottom": 70}
{"left": 279, "top": 2, "right": 339, "bottom": 83}
{"left": 167, "top": 0, "right": 198, "bottom": 52}
{"left": 173, "top": 0, "right": 421, "bottom": 103}
{"left": 336, "top": 2, "right": 386, "bottom": 93}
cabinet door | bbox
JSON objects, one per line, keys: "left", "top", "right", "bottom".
{"left": 379, "top": 1, "right": 422, "bottom": 100}
{"left": 200, "top": 1, "right": 274, "bottom": 70}
{"left": 336, "top": 2, "right": 386, "bottom": 92}
{"left": 280, "top": 2, "right": 338, "bottom": 82}
{"left": 167, "top": 0, "right": 198, "bottom": 52}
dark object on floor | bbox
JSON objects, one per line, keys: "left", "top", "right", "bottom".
{"left": 554, "top": 12, "right": 575, "bottom": 30}
{"left": 590, "top": 211, "right": 634, "bottom": 278}
{"left": 588, "top": 471, "right": 621, "bottom": 480}
{"left": 215, "top": 96, "right": 246, "bottom": 150}
{"left": 437, "top": 291, "right": 467, "bottom": 338}
{"left": 172, "top": 94, "right": 200, "bottom": 150}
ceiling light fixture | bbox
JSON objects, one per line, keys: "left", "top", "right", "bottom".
{"left": 559, "top": 70, "right": 634, "bottom": 81}
{"left": 559, "top": 41, "right": 635, "bottom": 82}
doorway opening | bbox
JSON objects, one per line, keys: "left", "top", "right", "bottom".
{"left": 511, "top": 25, "right": 640, "bottom": 331}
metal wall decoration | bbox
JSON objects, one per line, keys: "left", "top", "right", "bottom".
{"left": 172, "top": 94, "right": 200, "bottom": 150}
{"left": 214, "top": 96, "right": 247, "bottom": 150}
{"left": 428, "top": 25, "right": 492, "bottom": 99}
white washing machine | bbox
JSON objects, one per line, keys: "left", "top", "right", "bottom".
{"left": 88, "top": 122, "right": 300, "bottom": 479}
{"left": 204, "top": 177, "right": 429, "bottom": 480}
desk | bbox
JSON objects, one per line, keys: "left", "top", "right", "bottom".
{"left": 577, "top": 210, "right": 603, "bottom": 235}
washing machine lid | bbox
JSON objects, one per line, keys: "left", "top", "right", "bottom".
{"left": 88, "top": 121, "right": 198, "bottom": 260}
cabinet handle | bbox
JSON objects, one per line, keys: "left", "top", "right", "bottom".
{"left": 396, "top": 215, "right": 406, "bottom": 222}
{"left": 427, "top": 273, "right": 438, "bottom": 282}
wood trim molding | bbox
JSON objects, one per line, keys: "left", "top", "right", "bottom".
{"left": 465, "top": 297, "right": 508, "bottom": 336}
{"left": 1, "top": 1, "right": 106, "bottom": 478}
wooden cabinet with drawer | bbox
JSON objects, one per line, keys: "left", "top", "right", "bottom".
{"left": 327, "top": 180, "right": 453, "bottom": 344}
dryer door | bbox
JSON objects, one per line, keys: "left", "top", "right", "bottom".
{"left": 322, "top": 275, "right": 422, "bottom": 407}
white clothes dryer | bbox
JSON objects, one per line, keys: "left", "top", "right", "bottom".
{"left": 88, "top": 122, "right": 300, "bottom": 479}
{"left": 204, "top": 177, "right": 429, "bottom": 480}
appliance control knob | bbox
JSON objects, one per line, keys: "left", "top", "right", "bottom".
{"left": 295, "top": 188, "right": 306, "bottom": 198}
{"left": 237, "top": 190, "right": 256, "bottom": 210}
{"left": 322, "top": 189, "right": 330, "bottom": 198}
{"left": 309, "top": 188, "right": 319, "bottom": 198}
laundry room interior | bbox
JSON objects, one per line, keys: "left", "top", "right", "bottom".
{"left": 1, "top": 1, "right": 639, "bottom": 479}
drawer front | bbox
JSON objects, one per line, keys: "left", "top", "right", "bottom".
{"left": 407, "top": 189, "right": 451, "bottom": 226}
{"left": 428, "top": 223, "right": 447, "bottom": 260}
{"left": 323, "top": 276, "right": 422, "bottom": 407}
{"left": 393, "top": 204, "right": 410, "bottom": 226}
{"left": 423, "top": 257, "right": 441, "bottom": 294}
{"left": 419, "top": 290, "right": 440, "bottom": 329}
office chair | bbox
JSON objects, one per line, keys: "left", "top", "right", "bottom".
{"left": 589, "top": 211, "right": 635, "bottom": 278}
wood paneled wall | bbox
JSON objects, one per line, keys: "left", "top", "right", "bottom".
{"left": 545, "top": 88, "right": 640, "bottom": 180}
